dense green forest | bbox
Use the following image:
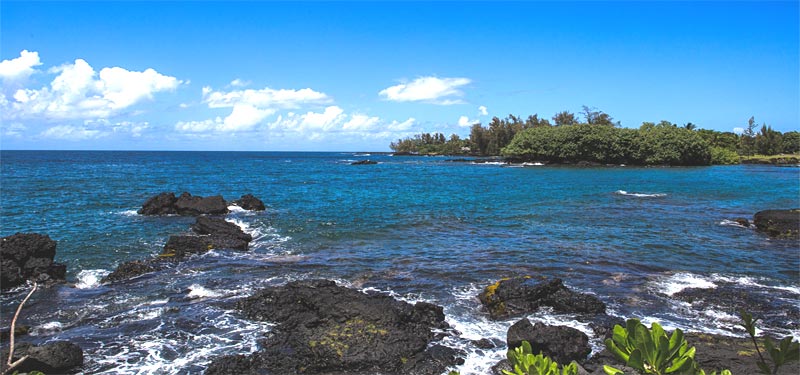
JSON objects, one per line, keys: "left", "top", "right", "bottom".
{"left": 389, "top": 108, "right": 799, "bottom": 166}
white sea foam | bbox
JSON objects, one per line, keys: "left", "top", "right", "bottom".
{"left": 718, "top": 219, "right": 752, "bottom": 228}
{"left": 187, "top": 284, "right": 224, "bottom": 299}
{"left": 656, "top": 272, "right": 717, "bottom": 296}
{"left": 522, "top": 162, "right": 545, "bottom": 166}
{"left": 119, "top": 210, "right": 139, "bottom": 216}
{"left": 90, "top": 309, "right": 274, "bottom": 374}
{"left": 75, "top": 269, "right": 111, "bottom": 289}
{"left": 226, "top": 205, "right": 249, "bottom": 214}
{"left": 29, "top": 321, "right": 63, "bottom": 336}
{"left": 614, "top": 190, "right": 667, "bottom": 198}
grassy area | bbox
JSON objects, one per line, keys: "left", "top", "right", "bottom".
{"left": 740, "top": 154, "right": 800, "bottom": 164}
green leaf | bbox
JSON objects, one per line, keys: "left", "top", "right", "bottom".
{"left": 756, "top": 360, "right": 771, "bottom": 374}
{"left": 665, "top": 353, "right": 691, "bottom": 373}
{"left": 606, "top": 338, "right": 631, "bottom": 363}
{"left": 668, "top": 329, "right": 685, "bottom": 358}
{"left": 603, "top": 365, "right": 626, "bottom": 375}
{"left": 628, "top": 348, "right": 645, "bottom": 371}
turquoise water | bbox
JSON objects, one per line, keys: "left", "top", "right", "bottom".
{"left": 1, "top": 151, "right": 798, "bottom": 374}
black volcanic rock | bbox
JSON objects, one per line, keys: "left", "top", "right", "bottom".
{"left": 101, "top": 260, "right": 162, "bottom": 284}
{"left": 174, "top": 192, "right": 229, "bottom": 216}
{"left": 1, "top": 341, "right": 83, "bottom": 374}
{"left": 206, "top": 279, "right": 461, "bottom": 375}
{"left": 753, "top": 209, "right": 799, "bottom": 239}
{"left": 137, "top": 192, "right": 178, "bottom": 215}
{"left": 191, "top": 216, "right": 252, "bottom": 243}
{"left": 1, "top": 233, "right": 66, "bottom": 290}
{"left": 137, "top": 192, "right": 229, "bottom": 216}
{"left": 233, "top": 194, "right": 266, "bottom": 211}
{"left": 478, "top": 277, "right": 605, "bottom": 320}
{"left": 506, "top": 319, "right": 591, "bottom": 365}
{"left": 351, "top": 159, "right": 378, "bottom": 165}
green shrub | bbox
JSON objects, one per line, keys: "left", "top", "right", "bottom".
{"left": 739, "top": 311, "right": 800, "bottom": 374}
{"left": 502, "top": 340, "right": 578, "bottom": 375}
{"left": 709, "top": 147, "right": 740, "bottom": 165}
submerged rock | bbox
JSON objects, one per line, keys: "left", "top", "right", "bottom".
{"left": 478, "top": 277, "right": 605, "bottom": 320}
{"left": 506, "top": 319, "right": 591, "bottom": 365}
{"left": 1, "top": 233, "right": 66, "bottom": 290}
{"left": 101, "top": 259, "right": 162, "bottom": 284}
{"left": 753, "top": 209, "right": 800, "bottom": 239}
{"left": 1, "top": 341, "right": 83, "bottom": 374}
{"left": 351, "top": 159, "right": 378, "bottom": 165}
{"left": 206, "top": 279, "right": 461, "bottom": 375}
{"left": 232, "top": 194, "right": 266, "bottom": 211}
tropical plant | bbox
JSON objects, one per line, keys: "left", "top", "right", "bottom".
{"left": 739, "top": 310, "right": 800, "bottom": 374}
{"left": 502, "top": 341, "right": 578, "bottom": 375}
{"left": 604, "top": 319, "right": 699, "bottom": 375}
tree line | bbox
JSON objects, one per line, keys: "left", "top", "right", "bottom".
{"left": 388, "top": 108, "right": 799, "bottom": 166}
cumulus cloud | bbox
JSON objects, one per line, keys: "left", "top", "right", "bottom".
{"left": 379, "top": 76, "right": 471, "bottom": 105}
{"left": 387, "top": 118, "right": 415, "bottom": 131}
{"left": 203, "top": 86, "right": 331, "bottom": 109}
{"left": 40, "top": 125, "right": 107, "bottom": 140}
{"left": 229, "top": 78, "right": 250, "bottom": 87}
{"left": 479, "top": 105, "right": 488, "bottom": 116}
{"left": 2, "top": 123, "right": 26, "bottom": 137}
{"left": 2, "top": 54, "right": 182, "bottom": 120}
{"left": 732, "top": 127, "right": 744, "bottom": 135}
{"left": 0, "top": 50, "right": 42, "bottom": 82}
{"left": 458, "top": 115, "right": 478, "bottom": 127}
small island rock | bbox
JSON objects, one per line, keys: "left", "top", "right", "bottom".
{"left": 351, "top": 159, "right": 378, "bottom": 165}
{"left": 753, "top": 209, "right": 800, "bottom": 239}
{"left": 232, "top": 194, "right": 266, "bottom": 211}
{"left": 137, "top": 192, "right": 229, "bottom": 216}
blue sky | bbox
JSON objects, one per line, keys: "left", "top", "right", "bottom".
{"left": 1, "top": 1, "right": 798, "bottom": 151}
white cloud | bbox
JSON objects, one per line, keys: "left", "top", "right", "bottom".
{"left": 733, "top": 127, "right": 744, "bottom": 135}
{"left": 111, "top": 121, "right": 150, "bottom": 137}
{"left": 176, "top": 118, "right": 221, "bottom": 133}
{"left": 219, "top": 104, "right": 275, "bottom": 132}
{"left": 204, "top": 86, "right": 331, "bottom": 109}
{"left": 479, "top": 105, "right": 488, "bottom": 116}
{"left": 458, "top": 115, "right": 478, "bottom": 127}
{"left": 3, "top": 123, "right": 26, "bottom": 137}
{"left": 342, "top": 113, "right": 380, "bottom": 131}
{"left": 230, "top": 78, "right": 250, "bottom": 87}
{"left": 379, "top": 76, "right": 470, "bottom": 105}
{"left": 387, "top": 118, "right": 415, "bottom": 131}
{"left": 40, "top": 125, "right": 107, "bottom": 140}
{"left": 0, "top": 50, "right": 42, "bottom": 82}
{"left": 2, "top": 54, "right": 182, "bottom": 120}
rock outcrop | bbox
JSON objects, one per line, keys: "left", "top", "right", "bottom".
{"left": 1, "top": 233, "right": 66, "bottom": 290}
{"left": 206, "top": 279, "right": 462, "bottom": 375}
{"left": 753, "top": 209, "right": 800, "bottom": 239}
{"left": 103, "top": 217, "right": 252, "bottom": 283}
{"left": 1, "top": 341, "right": 83, "bottom": 374}
{"left": 137, "top": 192, "right": 229, "bottom": 216}
{"left": 478, "top": 277, "right": 606, "bottom": 320}
{"left": 232, "top": 194, "right": 266, "bottom": 211}
{"left": 506, "top": 319, "right": 591, "bottom": 365}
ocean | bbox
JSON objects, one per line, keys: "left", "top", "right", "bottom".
{"left": 1, "top": 150, "right": 798, "bottom": 374}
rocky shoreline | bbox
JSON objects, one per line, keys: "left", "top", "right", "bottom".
{"left": 1, "top": 195, "right": 798, "bottom": 374}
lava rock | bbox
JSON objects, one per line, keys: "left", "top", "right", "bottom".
{"left": 1, "top": 233, "right": 66, "bottom": 290}
{"left": 1, "top": 341, "right": 83, "bottom": 374}
{"left": 101, "top": 260, "right": 161, "bottom": 284}
{"left": 138, "top": 192, "right": 229, "bottom": 216}
{"left": 478, "top": 277, "right": 606, "bottom": 320}
{"left": 206, "top": 279, "right": 460, "bottom": 375}
{"left": 733, "top": 218, "right": 751, "bottom": 227}
{"left": 233, "top": 194, "right": 266, "bottom": 211}
{"left": 191, "top": 217, "right": 252, "bottom": 242}
{"left": 137, "top": 192, "right": 178, "bottom": 215}
{"left": 351, "top": 159, "right": 378, "bottom": 165}
{"left": 174, "top": 192, "right": 229, "bottom": 216}
{"left": 753, "top": 209, "right": 800, "bottom": 239}
{"left": 506, "top": 319, "right": 591, "bottom": 365}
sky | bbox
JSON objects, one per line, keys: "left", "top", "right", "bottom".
{"left": 1, "top": 1, "right": 798, "bottom": 151}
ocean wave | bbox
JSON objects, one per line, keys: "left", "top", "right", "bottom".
{"left": 29, "top": 321, "right": 63, "bottom": 336}
{"left": 187, "top": 284, "right": 225, "bottom": 299}
{"left": 718, "top": 219, "right": 753, "bottom": 228}
{"left": 75, "top": 269, "right": 111, "bottom": 289}
{"left": 655, "top": 272, "right": 718, "bottom": 296}
{"left": 119, "top": 210, "right": 139, "bottom": 217}
{"left": 614, "top": 190, "right": 667, "bottom": 198}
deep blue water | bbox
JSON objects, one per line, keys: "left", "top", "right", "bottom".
{"left": 1, "top": 151, "right": 798, "bottom": 374}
